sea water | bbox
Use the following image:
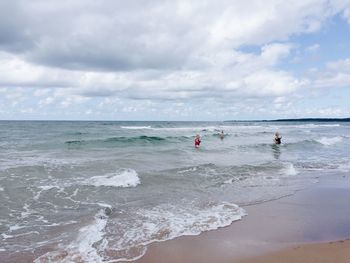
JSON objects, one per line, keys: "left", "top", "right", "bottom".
{"left": 0, "top": 121, "right": 349, "bottom": 262}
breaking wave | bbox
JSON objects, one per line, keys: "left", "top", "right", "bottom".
{"left": 315, "top": 136, "right": 343, "bottom": 146}
{"left": 85, "top": 169, "right": 140, "bottom": 188}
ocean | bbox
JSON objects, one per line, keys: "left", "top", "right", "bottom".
{"left": 0, "top": 120, "right": 349, "bottom": 262}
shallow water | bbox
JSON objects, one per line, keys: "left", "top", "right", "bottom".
{"left": 0, "top": 121, "right": 349, "bottom": 262}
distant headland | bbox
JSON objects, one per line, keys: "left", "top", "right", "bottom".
{"left": 225, "top": 118, "right": 350, "bottom": 122}
{"left": 272, "top": 118, "right": 350, "bottom": 122}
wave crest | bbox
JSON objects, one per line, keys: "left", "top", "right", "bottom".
{"left": 315, "top": 136, "right": 343, "bottom": 146}
{"left": 104, "top": 201, "right": 246, "bottom": 262}
{"left": 86, "top": 169, "right": 140, "bottom": 188}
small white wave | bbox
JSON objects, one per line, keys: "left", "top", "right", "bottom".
{"left": 87, "top": 169, "right": 140, "bottom": 188}
{"left": 150, "top": 125, "right": 262, "bottom": 132}
{"left": 73, "top": 210, "right": 108, "bottom": 262}
{"left": 0, "top": 186, "right": 4, "bottom": 191}
{"left": 96, "top": 203, "right": 112, "bottom": 208}
{"left": 121, "top": 126, "right": 151, "bottom": 130}
{"left": 34, "top": 185, "right": 58, "bottom": 200}
{"left": 2, "top": 233, "right": 14, "bottom": 239}
{"left": 72, "top": 188, "right": 79, "bottom": 197}
{"left": 337, "top": 163, "right": 350, "bottom": 173}
{"left": 177, "top": 166, "right": 197, "bottom": 174}
{"left": 107, "top": 201, "right": 246, "bottom": 262}
{"left": 220, "top": 125, "right": 263, "bottom": 130}
{"left": 38, "top": 185, "right": 57, "bottom": 191}
{"left": 224, "top": 178, "right": 234, "bottom": 184}
{"left": 314, "top": 124, "right": 340, "bottom": 127}
{"left": 34, "top": 210, "right": 108, "bottom": 263}
{"left": 316, "top": 136, "right": 343, "bottom": 146}
{"left": 21, "top": 203, "right": 32, "bottom": 218}
{"left": 34, "top": 202, "right": 245, "bottom": 262}
{"left": 283, "top": 163, "right": 298, "bottom": 176}
{"left": 150, "top": 126, "right": 221, "bottom": 132}
{"left": 289, "top": 124, "right": 340, "bottom": 129}
{"left": 9, "top": 224, "right": 25, "bottom": 232}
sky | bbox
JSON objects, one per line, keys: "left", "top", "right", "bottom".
{"left": 1, "top": 0, "right": 350, "bottom": 121}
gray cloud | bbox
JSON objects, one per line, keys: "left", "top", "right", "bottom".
{"left": 0, "top": 1, "right": 34, "bottom": 52}
{"left": 2, "top": 0, "right": 348, "bottom": 72}
{"left": 1, "top": 0, "right": 350, "bottom": 120}
{"left": 1, "top": 0, "right": 198, "bottom": 71}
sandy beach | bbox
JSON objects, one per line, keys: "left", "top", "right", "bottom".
{"left": 135, "top": 172, "right": 350, "bottom": 263}
{"left": 239, "top": 240, "right": 350, "bottom": 263}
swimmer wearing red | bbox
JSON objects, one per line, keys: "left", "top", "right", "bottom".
{"left": 194, "top": 135, "right": 201, "bottom": 148}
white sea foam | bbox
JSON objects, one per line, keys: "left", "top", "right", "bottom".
{"left": 149, "top": 126, "right": 221, "bottom": 132}
{"left": 338, "top": 163, "right": 350, "bottom": 173}
{"left": 0, "top": 186, "right": 4, "bottom": 191}
{"left": 96, "top": 203, "right": 112, "bottom": 209}
{"left": 34, "top": 185, "right": 58, "bottom": 200}
{"left": 224, "top": 178, "right": 234, "bottom": 184}
{"left": 72, "top": 188, "right": 79, "bottom": 197}
{"left": 35, "top": 201, "right": 245, "bottom": 262}
{"left": 9, "top": 224, "right": 25, "bottom": 231}
{"left": 288, "top": 124, "right": 340, "bottom": 129}
{"left": 219, "top": 125, "right": 263, "bottom": 130}
{"left": 71, "top": 210, "right": 108, "bottom": 262}
{"left": 1, "top": 233, "right": 14, "bottom": 239}
{"left": 38, "top": 185, "right": 57, "bottom": 191}
{"left": 21, "top": 203, "right": 31, "bottom": 218}
{"left": 177, "top": 166, "right": 197, "bottom": 174}
{"left": 107, "top": 201, "right": 246, "bottom": 262}
{"left": 149, "top": 125, "right": 263, "bottom": 133}
{"left": 34, "top": 210, "right": 108, "bottom": 263}
{"left": 316, "top": 136, "right": 343, "bottom": 146}
{"left": 121, "top": 126, "right": 151, "bottom": 129}
{"left": 87, "top": 169, "right": 140, "bottom": 188}
{"left": 283, "top": 163, "right": 298, "bottom": 176}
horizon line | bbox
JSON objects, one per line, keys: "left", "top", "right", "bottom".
{"left": 0, "top": 117, "right": 349, "bottom": 122}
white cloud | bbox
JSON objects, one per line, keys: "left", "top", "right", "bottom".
{"left": 0, "top": 0, "right": 347, "bottom": 71}
{"left": 318, "top": 107, "right": 343, "bottom": 116}
{"left": 274, "top": 96, "right": 286, "bottom": 103}
{"left": 0, "top": 52, "right": 76, "bottom": 88}
{"left": 1, "top": 0, "right": 350, "bottom": 119}
{"left": 260, "top": 43, "right": 293, "bottom": 65}
{"left": 327, "top": 58, "right": 350, "bottom": 72}
{"left": 241, "top": 70, "right": 302, "bottom": 96}
{"left": 305, "top": 44, "right": 320, "bottom": 53}
{"left": 39, "top": 97, "right": 54, "bottom": 106}
{"left": 309, "top": 58, "right": 350, "bottom": 89}
{"left": 313, "top": 72, "right": 350, "bottom": 88}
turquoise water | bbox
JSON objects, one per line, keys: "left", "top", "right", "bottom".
{"left": 0, "top": 121, "right": 349, "bottom": 262}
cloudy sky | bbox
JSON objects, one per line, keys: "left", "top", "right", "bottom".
{"left": 1, "top": 0, "right": 350, "bottom": 120}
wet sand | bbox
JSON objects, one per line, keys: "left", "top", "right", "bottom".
{"left": 238, "top": 240, "right": 350, "bottom": 263}
{"left": 135, "top": 173, "right": 350, "bottom": 263}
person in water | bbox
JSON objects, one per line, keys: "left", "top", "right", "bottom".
{"left": 194, "top": 134, "right": 201, "bottom": 148}
{"left": 220, "top": 130, "right": 225, "bottom": 140}
{"left": 274, "top": 132, "right": 282, "bottom": 144}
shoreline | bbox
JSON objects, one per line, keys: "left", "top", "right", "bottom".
{"left": 134, "top": 172, "right": 350, "bottom": 263}
{"left": 3, "top": 172, "right": 348, "bottom": 263}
